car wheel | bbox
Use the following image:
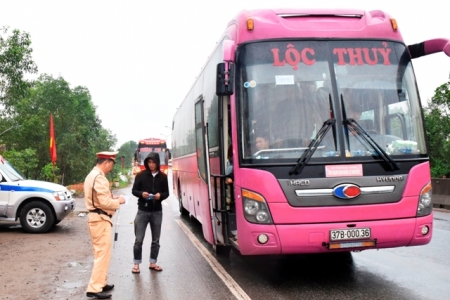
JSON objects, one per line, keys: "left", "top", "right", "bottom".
{"left": 20, "top": 201, "right": 55, "bottom": 233}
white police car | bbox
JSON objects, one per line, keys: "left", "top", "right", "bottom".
{"left": 0, "top": 155, "right": 75, "bottom": 233}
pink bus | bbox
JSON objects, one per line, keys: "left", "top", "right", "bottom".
{"left": 134, "top": 137, "right": 169, "bottom": 174}
{"left": 171, "top": 9, "right": 450, "bottom": 255}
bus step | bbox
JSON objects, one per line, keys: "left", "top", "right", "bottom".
{"left": 229, "top": 237, "right": 239, "bottom": 250}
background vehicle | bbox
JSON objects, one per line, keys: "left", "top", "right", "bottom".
{"left": 0, "top": 155, "right": 75, "bottom": 233}
{"left": 171, "top": 9, "right": 449, "bottom": 255}
{"left": 134, "top": 137, "right": 169, "bottom": 174}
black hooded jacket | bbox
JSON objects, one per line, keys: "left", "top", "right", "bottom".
{"left": 132, "top": 152, "right": 169, "bottom": 212}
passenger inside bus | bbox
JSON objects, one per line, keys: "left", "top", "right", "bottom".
{"left": 253, "top": 131, "right": 270, "bottom": 157}
{"left": 271, "top": 82, "right": 318, "bottom": 148}
{"left": 255, "top": 132, "right": 270, "bottom": 151}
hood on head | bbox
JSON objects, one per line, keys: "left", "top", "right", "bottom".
{"left": 144, "top": 152, "right": 160, "bottom": 172}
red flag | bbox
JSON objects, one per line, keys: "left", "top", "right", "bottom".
{"left": 49, "top": 114, "right": 57, "bottom": 165}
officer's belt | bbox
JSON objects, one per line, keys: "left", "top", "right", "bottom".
{"left": 89, "top": 208, "right": 112, "bottom": 218}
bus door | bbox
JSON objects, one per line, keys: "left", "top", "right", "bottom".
{"left": 194, "top": 97, "right": 211, "bottom": 222}
{"left": 208, "top": 94, "right": 235, "bottom": 253}
{"left": 208, "top": 59, "right": 236, "bottom": 254}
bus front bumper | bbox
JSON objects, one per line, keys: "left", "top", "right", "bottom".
{"left": 237, "top": 213, "right": 433, "bottom": 255}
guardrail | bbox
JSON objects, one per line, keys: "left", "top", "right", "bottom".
{"left": 432, "top": 178, "right": 450, "bottom": 209}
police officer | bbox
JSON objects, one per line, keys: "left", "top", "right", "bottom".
{"left": 84, "top": 151, "right": 125, "bottom": 299}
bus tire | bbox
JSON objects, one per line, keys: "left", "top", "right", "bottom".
{"left": 20, "top": 201, "right": 55, "bottom": 233}
{"left": 214, "top": 244, "right": 231, "bottom": 256}
{"left": 178, "top": 181, "right": 189, "bottom": 215}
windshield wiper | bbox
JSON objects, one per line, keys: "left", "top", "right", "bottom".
{"left": 328, "top": 94, "right": 338, "bottom": 151}
{"left": 340, "top": 95, "right": 399, "bottom": 171}
{"left": 344, "top": 118, "right": 400, "bottom": 171}
{"left": 289, "top": 118, "right": 336, "bottom": 175}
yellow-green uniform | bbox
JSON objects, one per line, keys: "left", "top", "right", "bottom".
{"left": 84, "top": 166, "right": 120, "bottom": 294}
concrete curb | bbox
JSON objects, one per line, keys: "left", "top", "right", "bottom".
{"left": 432, "top": 194, "right": 450, "bottom": 210}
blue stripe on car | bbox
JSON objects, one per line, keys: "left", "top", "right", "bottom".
{"left": 0, "top": 185, "right": 53, "bottom": 193}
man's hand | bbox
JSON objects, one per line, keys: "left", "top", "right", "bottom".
{"left": 142, "top": 192, "right": 150, "bottom": 199}
{"left": 154, "top": 193, "right": 161, "bottom": 200}
{"left": 118, "top": 196, "right": 126, "bottom": 205}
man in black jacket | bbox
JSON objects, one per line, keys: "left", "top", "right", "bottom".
{"left": 131, "top": 152, "right": 169, "bottom": 273}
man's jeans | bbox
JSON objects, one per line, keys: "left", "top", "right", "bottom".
{"left": 133, "top": 210, "right": 162, "bottom": 264}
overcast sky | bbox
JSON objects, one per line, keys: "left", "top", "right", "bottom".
{"left": 1, "top": 0, "right": 449, "bottom": 148}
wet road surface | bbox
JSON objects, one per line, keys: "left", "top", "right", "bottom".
{"left": 102, "top": 173, "right": 450, "bottom": 300}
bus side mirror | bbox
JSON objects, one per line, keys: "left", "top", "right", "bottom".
{"left": 408, "top": 38, "right": 450, "bottom": 59}
{"left": 216, "top": 62, "right": 234, "bottom": 96}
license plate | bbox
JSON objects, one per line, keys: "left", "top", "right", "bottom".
{"left": 330, "top": 228, "right": 371, "bottom": 241}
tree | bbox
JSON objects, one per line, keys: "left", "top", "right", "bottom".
{"left": 117, "top": 140, "right": 138, "bottom": 168}
{"left": 0, "top": 27, "right": 38, "bottom": 111}
{"left": 2, "top": 148, "right": 38, "bottom": 178}
{"left": 2, "top": 74, "right": 116, "bottom": 185}
{"left": 424, "top": 74, "right": 450, "bottom": 177}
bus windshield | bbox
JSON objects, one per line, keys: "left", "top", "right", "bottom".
{"left": 237, "top": 40, "right": 426, "bottom": 163}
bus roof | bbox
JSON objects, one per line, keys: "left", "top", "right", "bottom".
{"left": 138, "top": 137, "right": 167, "bottom": 145}
{"left": 227, "top": 9, "right": 403, "bottom": 43}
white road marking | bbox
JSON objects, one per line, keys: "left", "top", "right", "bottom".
{"left": 176, "top": 220, "right": 252, "bottom": 300}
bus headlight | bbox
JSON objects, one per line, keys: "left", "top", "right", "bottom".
{"left": 242, "top": 189, "right": 273, "bottom": 224}
{"left": 256, "top": 211, "right": 269, "bottom": 222}
{"left": 417, "top": 182, "right": 433, "bottom": 216}
{"left": 244, "top": 200, "right": 259, "bottom": 215}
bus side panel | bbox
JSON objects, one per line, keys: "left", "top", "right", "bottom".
{"left": 173, "top": 154, "right": 215, "bottom": 245}
{"left": 402, "top": 162, "right": 431, "bottom": 197}
{"left": 198, "top": 179, "right": 214, "bottom": 245}
{"left": 173, "top": 154, "right": 197, "bottom": 217}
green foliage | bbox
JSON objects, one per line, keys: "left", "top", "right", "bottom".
{"left": 0, "top": 27, "right": 38, "bottom": 110}
{"left": 1, "top": 74, "right": 116, "bottom": 185}
{"left": 424, "top": 74, "right": 450, "bottom": 178}
{"left": 117, "top": 140, "right": 138, "bottom": 168}
{"left": 2, "top": 148, "right": 38, "bottom": 178}
{"left": 41, "top": 163, "right": 61, "bottom": 183}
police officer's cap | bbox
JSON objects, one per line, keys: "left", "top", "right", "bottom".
{"left": 96, "top": 151, "right": 119, "bottom": 162}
